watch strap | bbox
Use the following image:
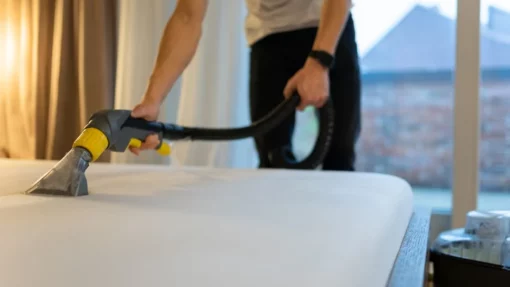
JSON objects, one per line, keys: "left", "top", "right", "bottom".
{"left": 308, "top": 50, "right": 335, "bottom": 69}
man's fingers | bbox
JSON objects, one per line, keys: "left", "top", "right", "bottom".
{"left": 297, "top": 94, "right": 308, "bottom": 110}
{"left": 131, "top": 104, "right": 146, "bottom": 118}
{"left": 298, "top": 85, "right": 318, "bottom": 111}
{"left": 131, "top": 101, "right": 159, "bottom": 121}
{"left": 128, "top": 100, "right": 162, "bottom": 155}
{"left": 283, "top": 77, "right": 297, "bottom": 99}
{"left": 320, "top": 97, "right": 328, "bottom": 107}
{"left": 129, "top": 146, "right": 140, "bottom": 156}
{"left": 139, "top": 134, "right": 161, "bottom": 150}
{"left": 297, "top": 92, "right": 327, "bottom": 111}
{"left": 128, "top": 134, "right": 160, "bottom": 156}
{"left": 316, "top": 95, "right": 328, "bottom": 108}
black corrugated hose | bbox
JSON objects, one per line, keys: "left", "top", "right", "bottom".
{"left": 126, "top": 93, "right": 335, "bottom": 169}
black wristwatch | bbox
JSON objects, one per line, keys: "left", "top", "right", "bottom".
{"left": 308, "top": 50, "right": 335, "bottom": 69}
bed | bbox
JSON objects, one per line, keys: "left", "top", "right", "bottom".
{"left": 0, "top": 159, "right": 430, "bottom": 287}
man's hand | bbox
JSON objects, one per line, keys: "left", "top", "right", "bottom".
{"left": 283, "top": 0, "right": 351, "bottom": 110}
{"left": 128, "top": 99, "right": 162, "bottom": 155}
{"left": 283, "top": 58, "right": 330, "bottom": 111}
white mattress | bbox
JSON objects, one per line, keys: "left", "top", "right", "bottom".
{"left": 0, "top": 159, "right": 413, "bottom": 287}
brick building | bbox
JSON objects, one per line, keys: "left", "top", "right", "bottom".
{"left": 355, "top": 5, "right": 510, "bottom": 191}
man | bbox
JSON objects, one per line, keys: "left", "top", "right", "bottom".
{"left": 130, "top": 0, "right": 361, "bottom": 171}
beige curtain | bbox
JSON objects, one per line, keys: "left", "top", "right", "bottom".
{"left": 0, "top": 0, "right": 117, "bottom": 161}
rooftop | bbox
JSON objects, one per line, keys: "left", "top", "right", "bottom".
{"left": 361, "top": 5, "right": 510, "bottom": 73}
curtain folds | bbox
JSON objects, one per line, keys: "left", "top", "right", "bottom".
{"left": 174, "top": 1, "right": 257, "bottom": 168}
{"left": 0, "top": 0, "right": 117, "bottom": 161}
{"left": 1, "top": 0, "right": 256, "bottom": 168}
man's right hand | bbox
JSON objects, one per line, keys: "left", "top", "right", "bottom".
{"left": 128, "top": 99, "right": 162, "bottom": 155}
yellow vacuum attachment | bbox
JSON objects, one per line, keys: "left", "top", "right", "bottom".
{"left": 73, "top": 127, "right": 171, "bottom": 162}
{"left": 72, "top": 128, "right": 109, "bottom": 161}
{"left": 128, "top": 138, "right": 171, "bottom": 156}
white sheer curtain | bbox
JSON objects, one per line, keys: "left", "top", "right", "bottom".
{"left": 112, "top": 0, "right": 181, "bottom": 165}
{"left": 173, "top": 1, "right": 257, "bottom": 168}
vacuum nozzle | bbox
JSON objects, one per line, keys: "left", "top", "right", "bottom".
{"left": 25, "top": 147, "right": 92, "bottom": 197}
{"left": 24, "top": 109, "right": 172, "bottom": 197}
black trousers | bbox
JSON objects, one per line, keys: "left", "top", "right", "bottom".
{"left": 249, "top": 14, "right": 361, "bottom": 171}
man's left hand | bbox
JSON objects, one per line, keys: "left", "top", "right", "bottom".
{"left": 283, "top": 58, "right": 329, "bottom": 111}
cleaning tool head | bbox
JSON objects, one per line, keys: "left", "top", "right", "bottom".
{"left": 25, "top": 147, "right": 92, "bottom": 196}
{"left": 25, "top": 110, "right": 172, "bottom": 197}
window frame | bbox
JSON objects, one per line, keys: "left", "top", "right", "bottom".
{"left": 451, "top": 0, "right": 481, "bottom": 228}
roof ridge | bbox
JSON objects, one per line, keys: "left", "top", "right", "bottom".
{"left": 481, "top": 26, "right": 510, "bottom": 44}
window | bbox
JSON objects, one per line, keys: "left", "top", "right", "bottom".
{"left": 293, "top": 1, "right": 459, "bottom": 211}
{"left": 477, "top": 4, "right": 510, "bottom": 210}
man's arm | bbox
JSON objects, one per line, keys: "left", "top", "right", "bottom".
{"left": 142, "top": 0, "right": 208, "bottom": 108}
{"left": 312, "top": 0, "right": 352, "bottom": 54}
{"left": 129, "top": 0, "right": 208, "bottom": 155}
{"left": 283, "top": 0, "right": 352, "bottom": 110}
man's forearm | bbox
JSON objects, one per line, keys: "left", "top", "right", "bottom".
{"left": 144, "top": 3, "right": 206, "bottom": 105}
{"left": 312, "top": 0, "right": 352, "bottom": 54}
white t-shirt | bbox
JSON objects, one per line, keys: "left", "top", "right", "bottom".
{"left": 244, "top": 0, "right": 323, "bottom": 45}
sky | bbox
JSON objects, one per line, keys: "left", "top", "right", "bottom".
{"left": 351, "top": 0, "right": 510, "bottom": 56}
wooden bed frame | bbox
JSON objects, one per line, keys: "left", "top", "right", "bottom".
{"left": 387, "top": 208, "right": 431, "bottom": 287}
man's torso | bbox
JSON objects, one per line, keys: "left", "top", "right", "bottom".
{"left": 244, "top": 0, "right": 323, "bottom": 45}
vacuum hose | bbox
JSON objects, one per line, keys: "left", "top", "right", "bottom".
{"left": 124, "top": 93, "right": 335, "bottom": 169}
{"left": 25, "top": 93, "right": 335, "bottom": 198}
